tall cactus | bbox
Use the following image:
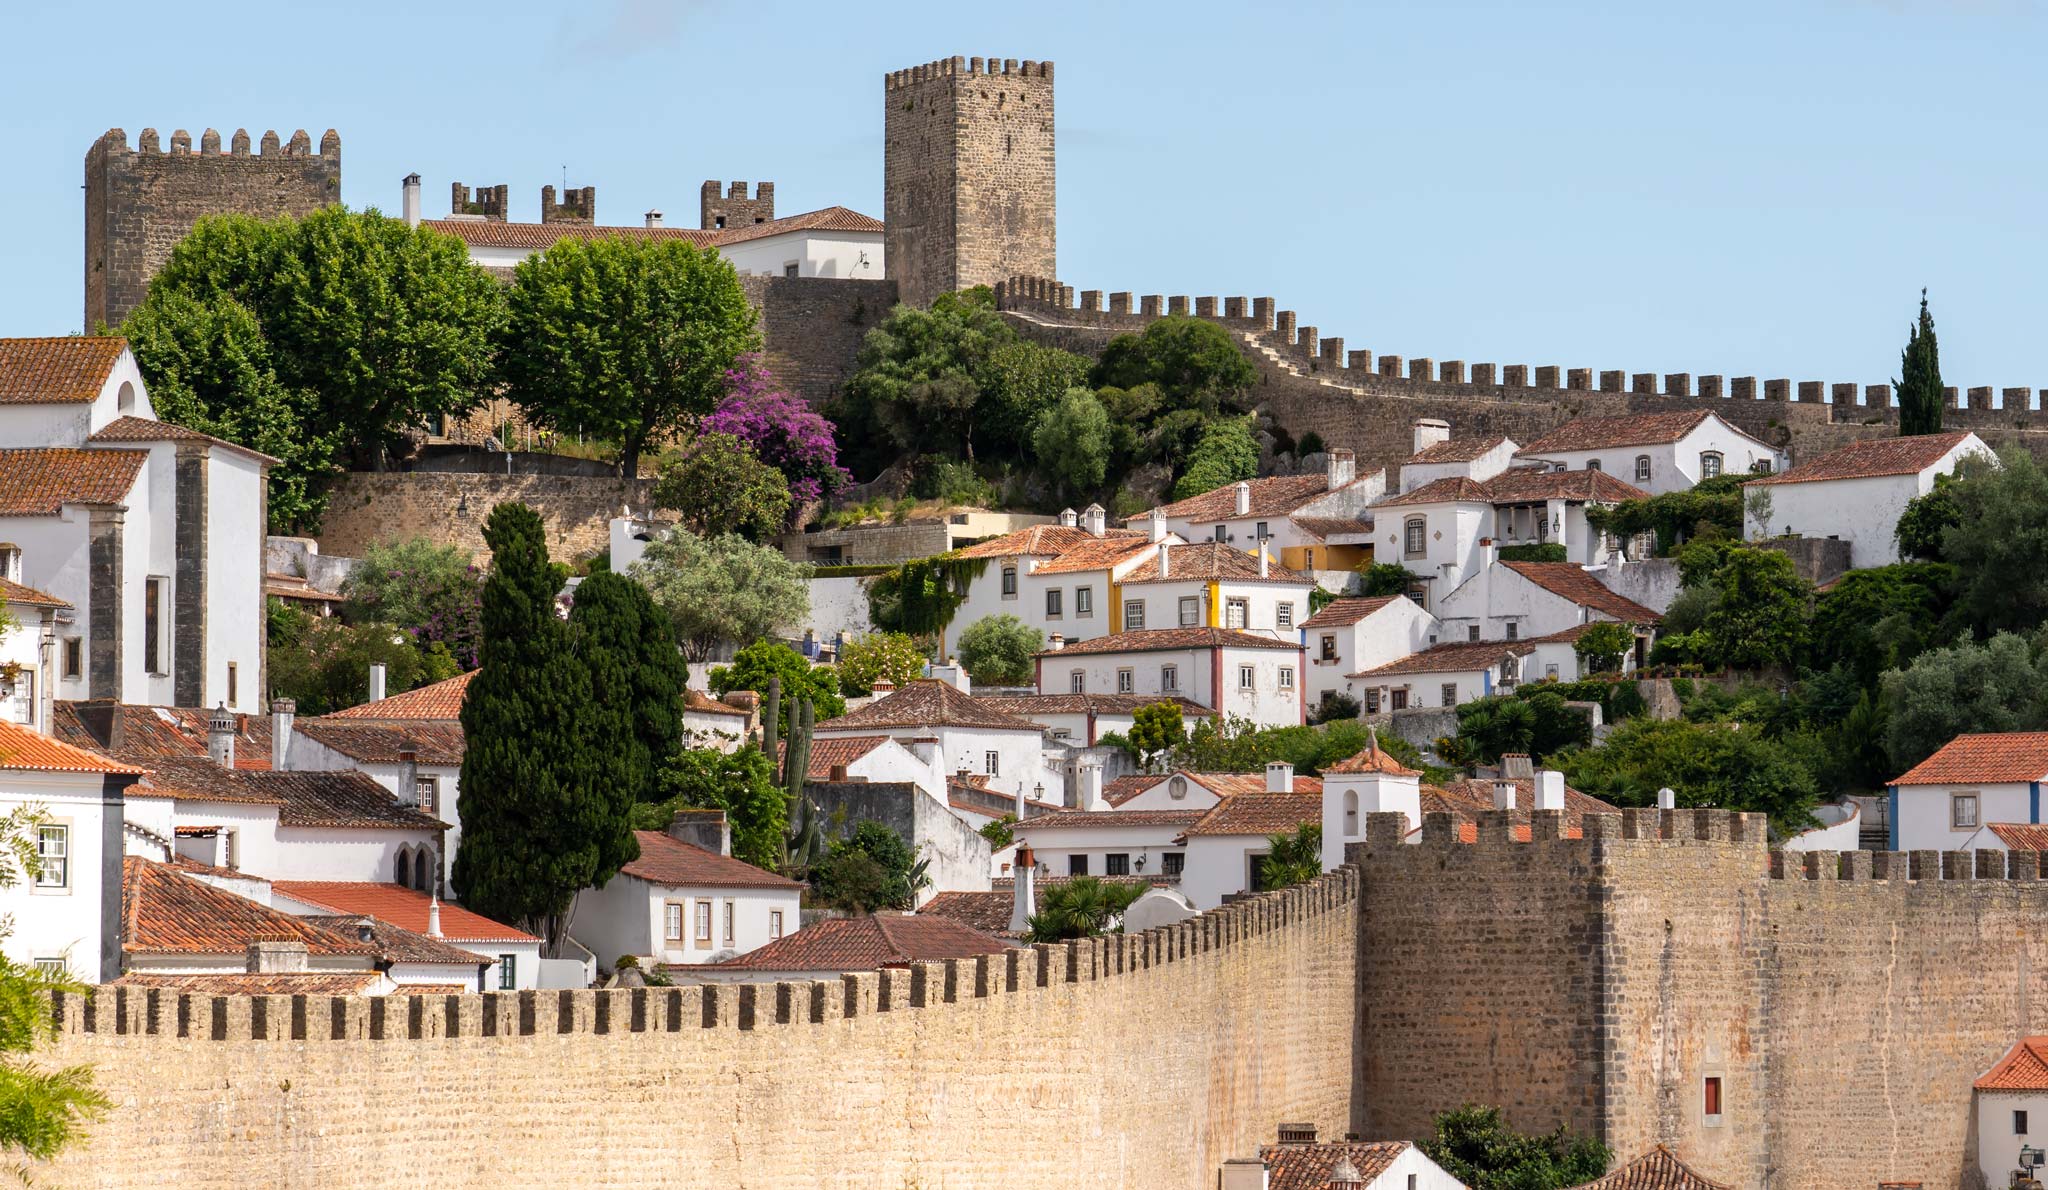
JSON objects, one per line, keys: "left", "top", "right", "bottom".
{"left": 782, "top": 698, "right": 826, "bottom": 874}
{"left": 761, "top": 675, "right": 782, "bottom": 772}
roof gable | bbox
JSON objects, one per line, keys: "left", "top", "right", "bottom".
{"left": 324, "top": 670, "right": 474, "bottom": 720}
{"left": 1978, "top": 1037, "right": 2048, "bottom": 1090}
{"left": 1501, "top": 561, "right": 1661, "bottom": 623}
{"left": 1748, "top": 431, "right": 1978, "bottom": 486}
{"left": 815, "top": 680, "right": 1040, "bottom": 732}
{"left": 1566, "top": 1146, "right": 1732, "bottom": 1189}
{"left": 1299, "top": 596, "right": 1400, "bottom": 629}
{"left": 1894, "top": 732, "right": 2048, "bottom": 786}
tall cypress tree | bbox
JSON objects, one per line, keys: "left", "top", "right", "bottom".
{"left": 569, "top": 570, "right": 685, "bottom": 805}
{"left": 453, "top": 503, "right": 620, "bottom": 949}
{"left": 1897, "top": 289, "right": 1943, "bottom": 436}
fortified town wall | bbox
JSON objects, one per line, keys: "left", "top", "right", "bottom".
{"left": 1354, "top": 807, "right": 2048, "bottom": 1190}
{"left": 35, "top": 871, "right": 1358, "bottom": 1190}
{"left": 315, "top": 471, "right": 657, "bottom": 563}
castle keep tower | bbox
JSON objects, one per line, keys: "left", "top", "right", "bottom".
{"left": 884, "top": 56, "right": 1055, "bottom": 311}
{"left": 83, "top": 127, "right": 341, "bottom": 331}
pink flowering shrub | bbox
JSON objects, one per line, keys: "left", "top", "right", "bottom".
{"left": 701, "top": 354, "right": 853, "bottom": 507}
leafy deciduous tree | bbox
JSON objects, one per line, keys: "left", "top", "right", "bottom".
{"left": 1421, "top": 1105, "right": 1611, "bottom": 1190}
{"left": 266, "top": 602, "right": 460, "bottom": 715}
{"left": 1357, "top": 562, "right": 1417, "bottom": 599}
{"left": 1171, "top": 415, "right": 1260, "bottom": 500}
{"left": 978, "top": 340, "right": 1093, "bottom": 462}
{"left": 709, "top": 639, "right": 846, "bottom": 725}
{"left": 1698, "top": 548, "right": 1809, "bottom": 670}
{"left": 811, "top": 821, "right": 924, "bottom": 912}
{"left": 1573, "top": 622, "right": 1635, "bottom": 674}
{"left": 1090, "top": 315, "right": 1258, "bottom": 412}
{"left": 1127, "top": 702, "right": 1188, "bottom": 769}
{"left": 630, "top": 530, "right": 811, "bottom": 662}
{"left": 1031, "top": 386, "right": 1112, "bottom": 502}
{"left": 651, "top": 432, "right": 793, "bottom": 541}
{"left": 955, "top": 614, "right": 1042, "bottom": 687}
{"left": 1937, "top": 450, "right": 2048, "bottom": 639}
{"left": 1880, "top": 632, "right": 2048, "bottom": 773}
{"left": 1554, "top": 717, "right": 1821, "bottom": 831}
{"left": 839, "top": 287, "right": 1014, "bottom": 462}
{"left": 636, "top": 746, "right": 788, "bottom": 871}
{"left": 836, "top": 632, "right": 927, "bottom": 697}
{"left": 340, "top": 538, "right": 484, "bottom": 670}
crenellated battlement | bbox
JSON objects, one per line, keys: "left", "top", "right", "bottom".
{"left": 886, "top": 55, "right": 1054, "bottom": 90}
{"left": 541, "top": 184, "right": 595, "bottom": 226}
{"left": 997, "top": 274, "right": 2047, "bottom": 415}
{"left": 1768, "top": 844, "right": 2048, "bottom": 883}
{"left": 451, "top": 182, "right": 508, "bottom": 221}
{"left": 91, "top": 126, "right": 339, "bottom": 159}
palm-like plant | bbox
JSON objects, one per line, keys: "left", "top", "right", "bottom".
{"left": 1024, "top": 877, "right": 1149, "bottom": 943}
{"left": 1257, "top": 823, "right": 1323, "bottom": 891}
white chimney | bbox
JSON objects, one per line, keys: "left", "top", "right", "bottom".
{"left": 1219, "top": 1158, "right": 1270, "bottom": 1190}
{"left": 1009, "top": 845, "right": 1038, "bottom": 935}
{"left": 1148, "top": 508, "right": 1166, "bottom": 542}
{"left": 1082, "top": 503, "right": 1107, "bottom": 537}
{"left": 871, "top": 678, "right": 895, "bottom": 695}
{"left": 1159, "top": 539, "right": 1171, "bottom": 578}
{"left": 1234, "top": 481, "right": 1251, "bottom": 517}
{"left": 1059, "top": 508, "right": 1078, "bottom": 528}
{"left": 270, "top": 698, "right": 295, "bottom": 771}
{"left": 1493, "top": 781, "right": 1518, "bottom": 811}
{"left": 1048, "top": 634, "right": 1065, "bottom": 651}
{"left": 1258, "top": 541, "right": 1270, "bottom": 578}
{"left": 398, "top": 748, "right": 419, "bottom": 806}
{"left": 1412, "top": 418, "right": 1451, "bottom": 455}
{"left": 207, "top": 703, "right": 235, "bottom": 769}
{"left": 401, "top": 173, "right": 421, "bottom": 229}
{"left": 1327, "top": 448, "right": 1356, "bottom": 490}
{"left": 368, "top": 662, "right": 387, "bottom": 704}
{"left": 1080, "top": 761, "right": 1106, "bottom": 811}
{"left": 1265, "top": 761, "right": 1294, "bottom": 794}
{"left": 1536, "top": 770, "right": 1566, "bottom": 812}
{"left": 644, "top": 209, "right": 664, "bottom": 228}
{"left": 427, "top": 894, "right": 443, "bottom": 938}
{"left": 1657, "top": 786, "right": 1677, "bottom": 810}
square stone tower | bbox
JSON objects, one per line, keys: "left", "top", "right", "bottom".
{"left": 884, "top": 56, "right": 1055, "bottom": 311}
{"left": 83, "top": 127, "right": 341, "bottom": 331}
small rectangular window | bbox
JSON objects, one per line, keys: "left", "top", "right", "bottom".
{"left": 695, "top": 902, "right": 712, "bottom": 942}
{"left": 1320, "top": 635, "right": 1337, "bottom": 661}
{"left": 1069, "top": 670, "right": 1085, "bottom": 694}
{"left": 1225, "top": 598, "right": 1248, "bottom": 629}
{"left": 984, "top": 751, "right": 1000, "bottom": 776}
{"left": 62, "top": 638, "right": 82, "bottom": 680}
{"left": 1279, "top": 667, "right": 1295, "bottom": 690}
{"left": 1404, "top": 518, "right": 1427, "bottom": 557}
{"left": 1703, "top": 1075, "right": 1723, "bottom": 1121}
{"left": 2017, "top": 1109, "right": 2029, "bottom": 1136}
{"left": 1391, "top": 688, "right": 1409, "bottom": 711}
{"left": 1123, "top": 600, "right": 1144, "bottom": 630}
{"left": 1277, "top": 602, "right": 1294, "bottom": 629}
{"left": 1001, "top": 567, "right": 1017, "bottom": 597}
{"left": 1116, "top": 669, "right": 1134, "bottom": 693}
{"left": 1179, "top": 597, "right": 1199, "bottom": 626}
{"left": 415, "top": 776, "right": 440, "bottom": 815}
{"left": 1255, "top": 521, "right": 1269, "bottom": 540}
{"left": 1700, "top": 452, "right": 1724, "bottom": 479}
{"left": 1440, "top": 682, "right": 1458, "bottom": 707}
{"left": 1045, "top": 589, "right": 1062, "bottom": 618}
{"left": 769, "top": 910, "right": 784, "bottom": 939}
{"left": 1467, "top": 625, "right": 1480, "bottom": 642}
{"left": 1212, "top": 525, "right": 1227, "bottom": 542}
{"left": 1104, "top": 853, "right": 1130, "bottom": 876}
{"left": 1075, "top": 586, "right": 1093, "bottom": 618}
{"left": 723, "top": 901, "right": 735, "bottom": 944}
{"left": 664, "top": 903, "right": 683, "bottom": 941}
{"left": 498, "top": 954, "right": 517, "bottom": 990}
{"left": 34, "top": 825, "right": 67, "bottom": 889}
{"left": 1635, "top": 455, "right": 1651, "bottom": 482}
{"left": 1161, "top": 852, "right": 1184, "bottom": 877}
{"left": 144, "top": 577, "right": 164, "bottom": 674}
{"left": 226, "top": 662, "right": 238, "bottom": 706}
{"left": 1161, "top": 665, "right": 1178, "bottom": 692}
{"left": 1953, "top": 793, "right": 1980, "bottom": 829}
{"left": 1238, "top": 665, "right": 1255, "bottom": 690}
{"left": 782, "top": 261, "right": 799, "bottom": 279}
{"left": 1068, "top": 854, "right": 1088, "bottom": 877}
{"left": 33, "top": 958, "right": 65, "bottom": 978}
{"left": 1365, "top": 690, "right": 1381, "bottom": 714}
{"left": 1506, "top": 621, "right": 1519, "bottom": 641}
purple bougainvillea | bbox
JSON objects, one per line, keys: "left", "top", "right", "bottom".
{"left": 701, "top": 354, "right": 853, "bottom": 508}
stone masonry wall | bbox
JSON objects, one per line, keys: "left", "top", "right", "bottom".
{"left": 35, "top": 871, "right": 1358, "bottom": 1190}
{"left": 742, "top": 275, "right": 898, "bottom": 408}
{"left": 84, "top": 128, "right": 340, "bottom": 331}
{"left": 315, "top": 472, "right": 654, "bottom": 563}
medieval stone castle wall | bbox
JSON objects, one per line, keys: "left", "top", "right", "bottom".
{"left": 35, "top": 871, "right": 1358, "bottom": 1189}
{"left": 83, "top": 127, "right": 341, "bottom": 331}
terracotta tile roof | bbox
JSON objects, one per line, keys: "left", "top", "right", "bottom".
{"left": 0, "top": 448, "right": 146, "bottom": 515}
{"left": 953, "top": 524, "right": 1143, "bottom": 559}
{"left": 1179, "top": 792, "right": 1322, "bottom": 837}
{"left": 86, "top": 415, "right": 279, "bottom": 464}
{"left": 684, "top": 688, "right": 751, "bottom": 718}
{"left": 1288, "top": 514, "right": 1375, "bottom": 541}
{"left": 1014, "top": 808, "right": 1209, "bottom": 831}
{"left": 1482, "top": 467, "right": 1650, "bottom": 504}
{"left": 1976, "top": 1037, "right": 2048, "bottom": 1090}
{"left": 271, "top": 881, "right": 538, "bottom": 944}
{"left": 1144, "top": 472, "right": 1380, "bottom": 522}
{"left": 1502, "top": 561, "right": 1662, "bottom": 623}
{"left": 1518, "top": 410, "right": 1719, "bottom": 454}
{"left": 815, "top": 680, "right": 1040, "bottom": 732}
{"left": 294, "top": 719, "right": 467, "bottom": 766}
{"left": 1029, "top": 536, "right": 1157, "bottom": 575}
{"left": 1299, "top": 596, "right": 1399, "bottom": 629}
{"left": 621, "top": 831, "right": 803, "bottom": 890}
{"left": 1179, "top": 772, "right": 1323, "bottom": 799}
{"left": 0, "top": 719, "right": 146, "bottom": 775}
{"left": 1035, "top": 627, "right": 1301, "bottom": 657}
{"left": 1987, "top": 823, "right": 2048, "bottom": 851}
{"left": 0, "top": 578, "right": 68, "bottom": 609}
{"left": 123, "top": 857, "right": 377, "bottom": 957}
{"left": 1372, "top": 475, "right": 1497, "bottom": 508}
{"left": 1406, "top": 435, "right": 1510, "bottom": 464}
{"left": 1567, "top": 1146, "right": 1732, "bottom": 1189}
{"left": 390, "top": 983, "right": 473, "bottom": 995}
{"left": 421, "top": 206, "right": 882, "bottom": 252}
{"left": 1352, "top": 638, "right": 1534, "bottom": 678}
{"left": 717, "top": 206, "right": 885, "bottom": 242}
{"left": 1261, "top": 1141, "right": 1411, "bottom": 1190}
{"left": 299, "top": 915, "right": 490, "bottom": 966}
{"left": 140, "top": 758, "right": 445, "bottom": 829}
{"left": 1116, "top": 542, "right": 1314, "bottom": 585}
{"left": 325, "top": 670, "right": 475, "bottom": 720}
{"left": 784, "top": 734, "right": 888, "bottom": 779}
{"left": 108, "top": 971, "right": 386, "bottom": 996}
{"left": 1102, "top": 774, "right": 1161, "bottom": 806}
{"left": 0, "top": 336, "right": 125, "bottom": 404}
{"left": 1422, "top": 778, "right": 1617, "bottom": 839}
{"left": 916, "top": 890, "right": 1018, "bottom": 935}
{"left": 707, "top": 914, "right": 1011, "bottom": 971}
{"left": 53, "top": 702, "right": 274, "bottom": 770}
{"left": 1325, "top": 737, "right": 1420, "bottom": 776}
{"left": 1893, "top": 732, "right": 2048, "bottom": 786}
{"left": 977, "top": 693, "right": 1215, "bottom": 719}
{"left": 1747, "top": 431, "right": 1977, "bottom": 486}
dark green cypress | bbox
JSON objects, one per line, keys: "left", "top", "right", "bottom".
{"left": 570, "top": 571, "right": 684, "bottom": 805}
{"left": 452, "top": 502, "right": 609, "bottom": 948}
{"left": 1896, "top": 289, "right": 1944, "bottom": 436}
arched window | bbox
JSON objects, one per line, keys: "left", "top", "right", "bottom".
{"left": 116, "top": 381, "right": 135, "bottom": 416}
{"left": 1634, "top": 455, "right": 1651, "bottom": 483}
{"left": 1343, "top": 790, "right": 1359, "bottom": 837}
{"left": 1699, "top": 451, "right": 1724, "bottom": 479}
{"left": 1404, "top": 517, "right": 1426, "bottom": 557}
{"left": 1587, "top": 459, "right": 1602, "bottom": 473}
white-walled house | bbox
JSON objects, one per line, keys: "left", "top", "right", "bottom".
{"left": 272, "top": 880, "right": 542, "bottom": 992}
{"left": 1228, "top": 1136, "right": 1469, "bottom": 1190}
{"left": 0, "top": 338, "right": 270, "bottom": 713}
{"left": 1434, "top": 559, "right": 1661, "bottom": 647}
{"left": 1399, "top": 427, "right": 1519, "bottom": 493}
{"left": 1299, "top": 595, "right": 1441, "bottom": 711}
{"left": 1034, "top": 628, "right": 1307, "bottom": 728}
{"left": 1888, "top": 732, "right": 2048, "bottom": 852}
{"left": 1350, "top": 639, "right": 1536, "bottom": 713}
{"left": 1743, "top": 430, "right": 1991, "bottom": 568}
{"left": 1974, "top": 1038, "right": 2048, "bottom": 1188}
{"left": 1174, "top": 779, "right": 1324, "bottom": 910}
{"left": 1012, "top": 808, "right": 1203, "bottom": 882}
{"left": 683, "top": 688, "right": 754, "bottom": 752}
{"left": 0, "top": 719, "right": 143, "bottom": 982}
{"left": 1319, "top": 739, "right": 1424, "bottom": 869}
{"left": 1128, "top": 451, "right": 1386, "bottom": 574}
{"left": 812, "top": 680, "right": 1052, "bottom": 804}
{"left": 941, "top": 509, "right": 1160, "bottom": 657}
{"left": 979, "top": 693, "right": 1215, "bottom": 747}
{"left": 793, "top": 734, "right": 942, "bottom": 796}
{"left": 1515, "top": 409, "right": 1785, "bottom": 495}
{"left": 0, "top": 576, "right": 67, "bottom": 733}
{"left": 1110, "top": 541, "right": 1316, "bottom": 642}
{"left": 573, "top": 823, "right": 803, "bottom": 971}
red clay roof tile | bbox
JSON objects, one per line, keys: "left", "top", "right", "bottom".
{"left": 1179, "top": 792, "right": 1322, "bottom": 837}
{"left": 620, "top": 831, "right": 802, "bottom": 890}
{"left": 1116, "top": 542, "right": 1314, "bottom": 585}
{"left": 324, "top": 670, "right": 475, "bottom": 720}
{"left": 0, "top": 720, "right": 146, "bottom": 775}
{"left": 1517, "top": 410, "right": 1720, "bottom": 454}
{"left": 1565, "top": 1145, "right": 1732, "bottom": 1189}
{"left": 123, "top": 857, "right": 376, "bottom": 957}
{"left": 707, "top": 914, "right": 1011, "bottom": 971}
{"left": 1260, "top": 1141, "right": 1411, "bottom": 1190}
{"left": 0, "top": 448, "right": 146, "bottom": 515}
{"left": 1977, "top": 1037, "right": 2048, "bottom": 1090}
{"left": 1748, "top": 431, "right": 1979, "bottom": 486}
{"left": 1035, "top": 627, "right": 1300, "bottom": 657}
{"left": 815, "top": 680, "right": 1040, "bottom": 732}
{"left": 271, "top": 882, "right": 537, "bottom": 944}
{"left": 1502, "top": 561, "right": 1661, "bottom": 623}
{"left": 0, "top": 337, "right": 126, "bottom": 404}
{"left": 1299, "top": 596, "right": 1400, "bottom": 629}
{"left": 1893, "top": 732, "right": 2048, "bottom": 786}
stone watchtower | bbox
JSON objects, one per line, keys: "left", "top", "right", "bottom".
{"left": 883, "top": 56, "right": 1055, "bottom": 311}
{"left": 83, "top": 127, "right": 340, "bottom": 331}
{"left": 701, "top": 181, "right": 774, "bottom": 230}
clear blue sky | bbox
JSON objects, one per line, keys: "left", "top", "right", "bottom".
{"left": 4, "top": 0, "right": 2043, "bottom": 390}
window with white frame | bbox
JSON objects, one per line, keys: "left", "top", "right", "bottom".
{"left": 1001, "top": 567, "right": 1017, "bottom": 597}
{"left": 1123, "top": 599, "right": 1144, "bottom": 629}
{"left": 1700, "top": 451, "right": 1724, "bottom": 478}
{"left": 695, "top": 901, "right": 712, "bottom": 943}
{"left": 415, "top": 775, "right": 440, "bottom": 815}
{"left": 1069, "top": 670, "right": 1085, "bottom": 694}
{"left": 1161, "top": 664, "right": 1178, "bottom": 691}
{"left": 1179, "top": 597, "right": 1200, "bottom": 626}
{"left": 1634, "top": 455, "right": 1651, "bottom": 482}
{"left": 1277, "top": 602, "right": 1294, "bottom": 629}
{"left": 984, "top": 751, "right": 1000, "bottom": 776}
{"left": 34, "top": 826, "right": 67, "bottom": 889}
{"left": 1116, "top": 669, "right": 1134, "bottom": 693}
{"left": 1404, "top": 517, "right": 1427, "bottom": 557}
{"left": 0, "top": 544, "right": 18, "bottom": 583}
{"left": 1238, "top": 665, "right": 1255, "bottom": 689}
{"left": 1075, "top": 586, "right": 1093, "bottom": 618}
{"left": 1279, "top": 667, "right": 1294, "bottom": 690}
{"left": 664, "top": 903, "right": 683, "bottom": 941}
{"left": 1952, "top": 792, "right": 1980, "bottom": 829}
{"left": 1225, "top": 598, "right": 1249, "bottom": 628}
{"left": 1045, "top": 588, "right": 1062, "bottom": 618}
{"left": 769, "top": 910, "right": 784, "bottom": 939}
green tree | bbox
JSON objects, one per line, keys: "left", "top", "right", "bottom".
{"left": 339, "top": 537, "right": 484, "bottom": 670}
{"left": 636, "top": 746, "right": 788, "bottom": 871}
{"left": 1454, "top": 691, "right": 1592, "bottom": 766}
{"left": 1573, "top": 622, "right": 1635, "bottom": 674}
{"left": 1255, "top": 823, "right": 1323, "bottom": 890}
{"left": 1804, "top": 563, "right": 1952, "bottom": 688}
{"left": 453, "top": 503, "right": 633, "bottom": 950}
{"left": 1171, "top": 415, "right": 1261, "bottom": 500}
{"left": 1896, "top": 288, "right": 1944, "bottom": 436}
{"left": 955, "top": 614, "right": 1042, "bottom": 686}
{"left": 569, "top": 571, "right": 687, "bottom": 805}
{"left": 650, "top": 432, "right": 793, "bottom": 541}
{"left": 1938, "top": 450, "right": 2048, "bottom": 638}
{"left": 1031, "top": 387, "right": 1113, "bottom": 503}
{"left": 630, "top": 530, "right": 811, "bottom": 662}
{"left": 499, "top": 236, "right": 760, "bottom": 478}
{"left": 1127, "top": 702, "right": 1188, "bottom": 769}
{"left": 840, "top": 287, "right": 1015, "bottom": 461}
{"left": 1660, "top": 584, "right": 1719, "bottom": 637}
{"left": 1357, "top": 562, "right": 1416, "bottom": 599}
{"left": 1555, "top": 717, "right": 1821, "bottom": 831}
{"left": 1698, "top": 548, "right": 1809, "bottom": 670}
{"left": 709, "top": 639, "right": 846, "bottom": 725}
{"left": 836, "top": 632, "right": 927, "bottom": 696}
{"left": 978, "top": 815, "right": 1017, "bottom": 851}
{"left": 1024, "top": 877, "right": 1149, "bottom": 943}
{"left": 866, "top": 553, "right": 989, "bottom": 639}
{"left": 1420, "top": 1105, "right": 1612, "bottom": 1190}
{"left": 1587, "top": 474, "right": 1748, "bottom": 560}
{"left": 1090, "top": 315, "right": 1258, "bottom": 412}
{"left": 811, "top": 821, "right": 923, "bottom": 912}
{"left": 1894, "top": 473, "right": 1961, "bottom": 562}
{"left": 124, "top": 208, "right": 506, "bottom": 530}
{"left": 978, "top": 340, "right": 1092, "bottom": 461}
{"left": 1880, "top": 632, "right": 2048, "bottom": 773}
{"left": 266, "top": 604, "right": 460, "bottom": 715}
